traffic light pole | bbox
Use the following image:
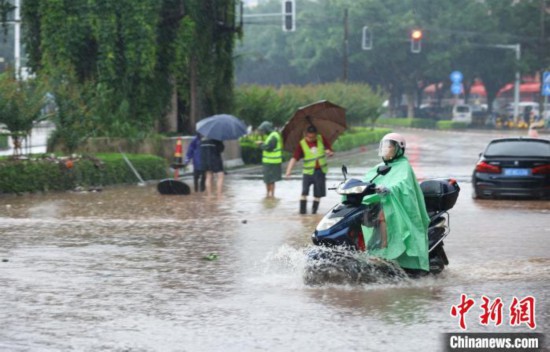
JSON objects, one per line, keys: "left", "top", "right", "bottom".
{"left": 3, "top": 0, "right": 21, "bottom": 80}
{"left": 14, "top": 0, "right": 20, "bottom": 79}
{"left": 491, "top": 44, "right": 521, "bottom": 120}
{"left": 242, "top": 0, "right": 295, "bottom": 32}
{"left": 343, "top": 8, "right": 348, "bottom": 82}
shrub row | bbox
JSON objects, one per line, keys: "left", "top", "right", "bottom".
{"left": 233, "top": 83, "right": 386, "bottom": 130}
{"left": 377, "top": 117, "right": 473, "bottom": 130}
{"left": 0, "top": 153, "right": 168, "bottom": 195}
{"left": 436, "top": 120, "right": 469, "bottom": 129}
{"left": 377, "top": 118, "right": 437, "bottom": 129}
{"left": 332, "top": 128, "right": 391, "bottom": 152}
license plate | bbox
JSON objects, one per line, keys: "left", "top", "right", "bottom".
{"left": 503, "top": 168, "right": 530, "bottom": 176}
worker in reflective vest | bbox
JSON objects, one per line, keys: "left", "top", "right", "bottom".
{"left": 285, "top": 125, "right": 334, "bottom": 214}
{"left": 256, "top": 121, "right": 283, "bottom": 198}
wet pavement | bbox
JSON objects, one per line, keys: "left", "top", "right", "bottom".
{"left": 0, "top": 128, "right": 548, "bottom": 351}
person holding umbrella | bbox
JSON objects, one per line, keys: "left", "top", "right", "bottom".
{"left": 196, "top": 114, "right": 248, "bottom": 197}
{"left": 256, "top": 121, "right": 283, "bottom": 198}
{"left": 200, "top": 137, "right": 225, "bottom": 196}
{"left": 285, "top": 124, "right": 334, "bottom": 214}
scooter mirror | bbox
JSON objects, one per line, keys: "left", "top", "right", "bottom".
{"left": 377, "top": 165, "right": 392, "bottom": 175}
{"left": 341, "top": 165, "right": 348, "bottom": 180}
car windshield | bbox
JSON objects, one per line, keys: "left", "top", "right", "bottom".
{"left": 485, "top": 140, "right": 550, "bottom": 157}
{"left": 456, "top": 106, "right": 469, "bottom": 113}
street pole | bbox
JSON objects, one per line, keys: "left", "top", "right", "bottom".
{"left": 513, "top": 44, "right": 521, "bottom": 121}
{"left": 14, "top": 0, "right": 21, "bottom": 80}
{"left": 492, "top": 44, "right": 521, "bottom": 120}
{"left": 342, "top": 9, "right": 349, "bottom": 81}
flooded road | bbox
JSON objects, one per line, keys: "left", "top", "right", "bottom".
{"left": 0, "top": 128, "right": 548, "bottom": 351}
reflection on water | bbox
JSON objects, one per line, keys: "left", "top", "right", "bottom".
{"left": 1, "top": 141, "right": 549, "bottom": 350}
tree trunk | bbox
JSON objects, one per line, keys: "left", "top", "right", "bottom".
{"left": 189, "top": 56, "right": 199, "bottom": 133}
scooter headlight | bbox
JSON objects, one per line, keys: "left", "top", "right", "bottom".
{"left": 337, "top": 184, "right": 368, "bottom": 195}
{"left": 316, "top": 216, "right": 344, "bottom": 231}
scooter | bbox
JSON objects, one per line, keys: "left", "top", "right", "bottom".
{"left": 304, "top": 165, "right": 460, "bottom": 284}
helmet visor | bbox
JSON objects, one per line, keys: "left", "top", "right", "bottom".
{"left": 378, "top": 140, "right": 397, "bottom": 160}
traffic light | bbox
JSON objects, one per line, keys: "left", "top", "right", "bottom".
{"left": 282, "top": 0, "right": 295, "bottom": 32}
{"left": 362, "top": 26, "right": 372, "bottom": 50}
{"left": 410, "top": 29, "right": 422, "bottom": 53}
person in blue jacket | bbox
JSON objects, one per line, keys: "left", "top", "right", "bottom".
{"left": 184, "top": 133, "right": 206, "bottom": 192}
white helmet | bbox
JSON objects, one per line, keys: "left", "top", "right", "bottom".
{"left": 378, "top": 133, "right": 406, "bottom": 161}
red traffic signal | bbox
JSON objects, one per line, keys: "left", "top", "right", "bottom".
{"left": 411, "top": 29, "right": 423, "bottom": 40}
{"left": 410, "top": 29, "right": 422, "bottom": 53}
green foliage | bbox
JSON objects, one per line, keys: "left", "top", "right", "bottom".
{"left": 331, "top": 128, "right": 391, "bottom": 152}
{"left": 233, "top": 83, "right": 387, "bottom": 128}
{"left": 0, "top": 134, "right": 7, "bottom": 149}
{"left": 236, "top": 0, "right": 550, "bottom": 115}
{"left": 45, "top": 73, "right": 95, "bottom": 153}
{"left": 436, "top": 121, "right": 468, "bottom": 130}
{"left": 377, "top": 118, "right": 437, "bottom": 129}
{"left": 0, "top": 0, "right": 15, "bottom": 37}
{"left": 0, "top": 72, "right": 47, "bottom": 134}
{"left": 0, "top": 153, "right": 167, "bottom": 195}
{"left": 0, "top": 71, "right": 48, "bottom": 154}
{"left": 20, "top": 0, "right": 240, "bottom": 140}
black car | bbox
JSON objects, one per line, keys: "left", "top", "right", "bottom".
{"left": 472, "top": 137, "right": 550, "bottom": 199}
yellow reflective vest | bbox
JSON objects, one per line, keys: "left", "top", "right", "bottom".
{"left": 300, "top": 135, "right": 327, "bottom": 175}
{"left": 262, "top": 131, "right": 283, "bottom": 164}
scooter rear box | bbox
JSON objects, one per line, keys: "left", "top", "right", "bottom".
{"left": 420, "top": 179, "right": 460, "bottom": 212}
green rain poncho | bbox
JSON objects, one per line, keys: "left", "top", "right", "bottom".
{"left": 361, "top": 156, "right": 430, "bottom": 271}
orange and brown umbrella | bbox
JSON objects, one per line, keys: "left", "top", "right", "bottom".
{"left": 281, "top": 100, "right": 347, "bottom": 152}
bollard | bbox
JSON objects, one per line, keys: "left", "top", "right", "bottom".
{"left": 172, "top": 137, "right": 184, "bottom": 178}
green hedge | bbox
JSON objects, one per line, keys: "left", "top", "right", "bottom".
{"left": 332, "top": 128, "right": 390, "bottom": 152}
{"left": 378, "top": 117, "right": 474, "bottom": 130}
{"left": 233, "top": 83, "right": 387, "bottom": 130}
{"left": 377, "top": 118, "right": 437, "bottom": 129}
{"left": 0, "top": 153, "right": 168, "bottom": 194}
{"left": 436, "top": 120, "right": 469, "bottom": 129}
{"left": 239, "top": 128, "right": 390, "bottom": 164}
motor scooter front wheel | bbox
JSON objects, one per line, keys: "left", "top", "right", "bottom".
{"left": 303, "top": 247, "right": 407, "bottom": 286}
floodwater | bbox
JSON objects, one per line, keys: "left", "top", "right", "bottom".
{"left": 0, "top": 129, "right": 549, "bottom": 351}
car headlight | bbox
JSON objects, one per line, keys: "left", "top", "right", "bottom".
{"left": 337, "top": 184, "right": 368, "bottom": 195}
{"left": 316, "top": 216, "right": 344, "bottom": 231}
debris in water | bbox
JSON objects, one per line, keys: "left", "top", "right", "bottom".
{"left": 203, "top": 253, "right": 219, "bottom": 261}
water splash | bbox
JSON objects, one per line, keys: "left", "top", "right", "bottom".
{"left": 260, "top": 244, "right": 408, "bottom": 287}
{"left": 303, "top": 246, "right": 408, "bottom": 286}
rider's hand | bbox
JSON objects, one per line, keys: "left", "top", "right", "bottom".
{"left": 375, "top": 185, "right": 390, "bottom": 196}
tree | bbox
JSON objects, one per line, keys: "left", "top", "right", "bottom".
{"left": 235, "top": 0, "right": 550, "bottom": 117}
{"left": 16, "top": 0, "right": 241, "bottom": 145}
{"left": 0, "top": 71, "right": 47, "bottom": 156}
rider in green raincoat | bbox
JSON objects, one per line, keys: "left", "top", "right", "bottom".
{"left": 361, "top": 133, "right": 430, "bottom": 272}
